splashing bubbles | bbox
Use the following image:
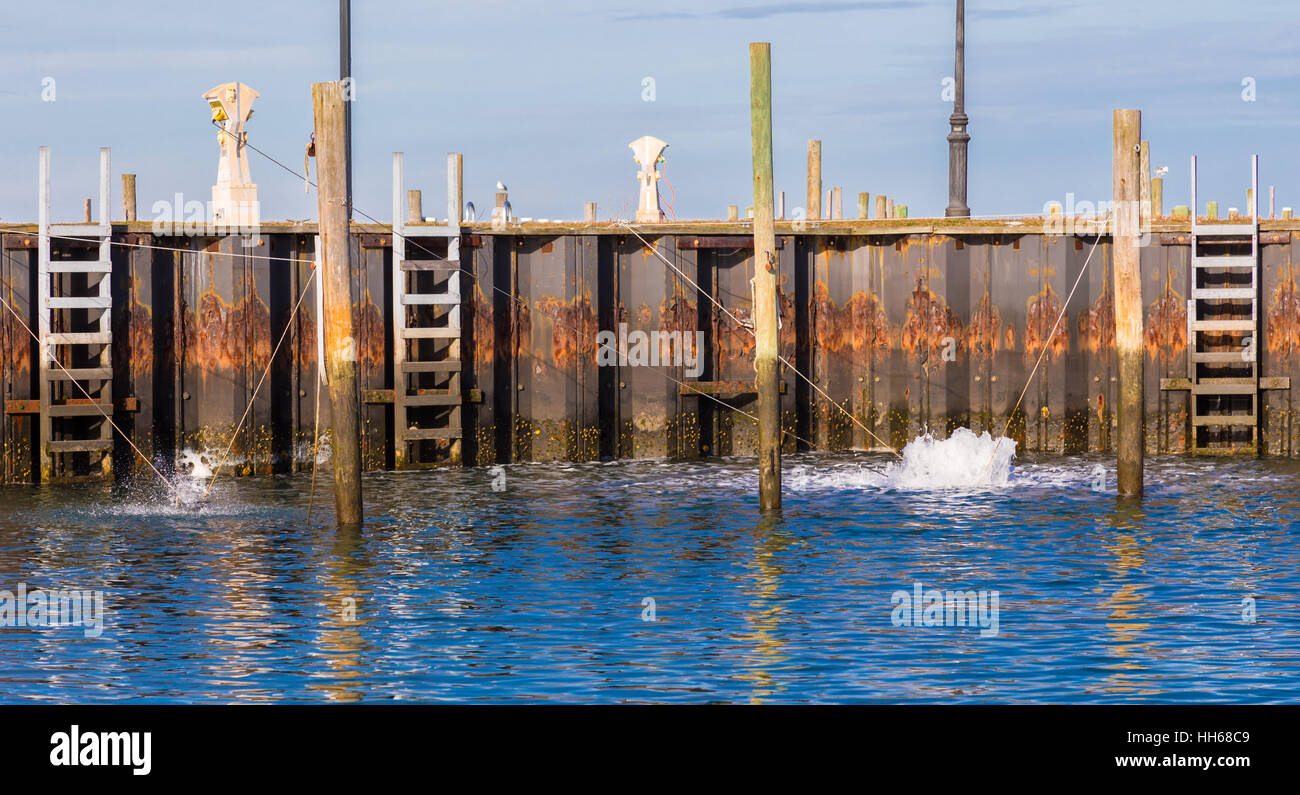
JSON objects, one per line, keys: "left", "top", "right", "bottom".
{"left": 883, "top": 428, "right": 1017, "bottom": 491}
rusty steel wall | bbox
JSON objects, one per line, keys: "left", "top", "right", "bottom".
{"left": 4, "top": 227, "right": 1300, "bottom": 484}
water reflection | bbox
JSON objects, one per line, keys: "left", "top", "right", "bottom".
{"left": 0, "top": 453, "right": 1297, "bottom": 702}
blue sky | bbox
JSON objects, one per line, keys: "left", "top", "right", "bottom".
{"left": 1, "top": 0, "right": 1297, "bottom": 224}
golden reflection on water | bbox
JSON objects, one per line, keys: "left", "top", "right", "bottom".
{"left": 1094, "top": 500, "right": 1159, "bottom": 697}
{"left": 307, "top": 524, "right": 371, "bottom": 703}
{"left": 737, "top": 516, "right": 793, "bottom": 704}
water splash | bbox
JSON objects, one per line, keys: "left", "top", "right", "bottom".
{"left": 883, "top": 428, "right": 1016, "bottom": 490}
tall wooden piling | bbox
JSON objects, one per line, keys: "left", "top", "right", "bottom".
{"left": 876, "top": 195, "right": 887, "bottom": 220}
{"left": 312, "top": 80, "right": 363, "bottom": 526}
{"left": 806, "top": 140, "right": 821, "bottom": 221}
{"left": 751, "top": 43, "right": 780, "bottom": 510}
{"left": 1139, "top": 140, "right": 1151, "bottom": 214}
{"left": 584, "top": 201, "right": 597, "bottom": 222}
{"left": 858, "top": 192, "right": 871, "bottom": 219}
{"left": 121, "top": 174, "right": 136, "bottom": 222}
{"left": 448, "top": 152, "right": 463, "bottom": 227}
{"left": 1113, "top": 109, "right": 1143, "bottom": 497}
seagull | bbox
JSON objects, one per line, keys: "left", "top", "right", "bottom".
{"left": 496, "top": 181, "right": 507, "bottom": 191}
{"left": 1155, "top": 166, "right": 1169, "bottom": 177}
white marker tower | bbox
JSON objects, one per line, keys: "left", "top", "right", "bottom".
{"left": 629, "top": 136, "right": 668, "bottom": 223}
{"left": 204, "top": 81, "right": 260, "bottom": 227}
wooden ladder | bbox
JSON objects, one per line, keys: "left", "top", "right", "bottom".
{"left": 37, "top": 146, "right": 114, "bottom": 480}
{"left": 1186, "top": 154, "right": 1259, "bottom": 454}
{"left": 391, "top": 152, "right": 464, "bottom": 467}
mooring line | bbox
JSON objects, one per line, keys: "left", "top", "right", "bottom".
{"left": 0, "top": 269, "right": 176, "bottom": 494}
{"left": 616, "top": 222, "right": 903, "bottom": 458}
{"left": 200, "top": 266, "right": 317, "bottom": 502}
{"left": 987, "top": 227, "right": 1107, "bottom": 469}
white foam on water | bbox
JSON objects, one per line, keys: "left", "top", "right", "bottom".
{"left": 884, "top": 428, "right": 1016, "bottom": 491}
{"left": 786, "top": 428, "right": 1020, "bottom": 493}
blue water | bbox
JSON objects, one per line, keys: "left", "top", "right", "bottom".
{"left": 0, "top": 451, "right": 1297, "bottom": 703}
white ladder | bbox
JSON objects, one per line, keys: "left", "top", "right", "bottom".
{"left": 391, "top": 152, "right": 463, "bottom": 467}
{"left": 37, "top": 146, "right": 114, "bottom": 480}
{"left": 1186, "top": 154, "right": 1259, "bottom": 453}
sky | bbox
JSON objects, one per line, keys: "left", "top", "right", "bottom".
{"left": 1, "top": 0, "right": 1298, "bottom": 224}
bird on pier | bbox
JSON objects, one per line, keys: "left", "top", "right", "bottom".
{"left": 496, "top": 180, "right": 507, "bottom": 191}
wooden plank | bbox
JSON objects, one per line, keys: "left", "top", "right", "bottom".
{"left": 1192, "top": 415, "right": 1256, "bottom": 426}
{"left": 401, "top": 361, "right": 460, "bottom": 373}
{"left": 1191, "top": 287, "right": 1254, "bottom": 300}
{"left": 400, "top": 259, "right": 460, "bottom": 271}
{"left": 1192, "top": 255, "right": 1255, "bottom": 269}
{"left": 401, "top": 327, "right": 459, "bottom": 339}
{"left": 1190, "top": 320, "right": 1255, "bottom": 331}
{"left": 404, "top": 427, "right": 460, "bottom": 440}
{"left": 49, "top": 296, "right": 111, "bottom": 309}
{"left": 48, "top": 260, "right": 111, "bottom": 273}
{"left": 48, "top": 367, "right": 112, "bottom": 380}
{"left": 47, "top": 402, "right": 113, "bottom": 417}
{"left": 47, "top": 439, "right": 112, "bottom": 453}
{"left": 45, "top": 332, "right": 112, "bottom": 345}
{"left": 1194, "top": 224, "right": 1256, "bottom": 236}
{"left": 403, "top": 393, "right": 460, "bottom": 407}
{"left": 48, "top": 223, "right": 109, "bottom": 237}
{"left": 1192, "top": 383, "right": 1257, "bottom": 394}
{"left": 401, "top": 293, "right": 460, "bottom": 305}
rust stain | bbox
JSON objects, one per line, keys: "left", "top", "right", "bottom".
{"left": 472, "top": 281, "right": 493, "bottom": 369}
{"left": 657, "top": 294, "right": 699, "bottom": 365}
{"left": 1004, "top": 324, "right": 1016, "bottom": 351}
{"left": 901, "top": 276, "right": 962, "bottom": 363}
{"left": 1077, "top": 279, "right": 1114, "bottom": 354}
{"left": 1267, "top": 273, "right": 1300, "bottom": 361}
{"left": 127, "top": 295, "right": 153, "bottom": 377}
{"left": 1025, "top": 284, "right": 1068, "bottom": 361}
{"left": 1144, "top": 280, "right": 1186, "bottom": 357}
{"left": 355, "top": 290, "right": 385, "bottom": 371}
{"left": 187, "top": 287, "right": 271, "bottom": 378}
{"left": 966, "top": 291, "right": 1001, "bottom": 359}
{"left": 811, "top": 282, "right": 890, "bottom": 364}
{"left": 536, "top": 294, "right": 598, "bottom": 369}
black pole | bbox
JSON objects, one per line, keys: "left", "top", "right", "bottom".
{"left": 340, "top": 0, "right": 352, "bottom": 221}
{"left": 945, "top": 0, "right": 970, "bottom": 218}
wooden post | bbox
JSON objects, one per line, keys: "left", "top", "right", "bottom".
{"left": 727, "top": 205, "right": 738, "bottom": 221}
{"left": 1206, "top": 201, "right": 1218, "bottom": 220}
{"left": 876, "top": 195, "right": 887, "bottom": 220}
{"left": 751, "top": 43, "right": 780, "bottom": 511}
{"left": 806, "top": 140, "right": 821, "bottom": 220}
{"left": 584, "top": 201, "right": 597, "bottom": 222}
{"left": 122, "top": 173, "right": 137, "bottom": 222}
{"left": 407, "top": 189, "right": 422, "bottom": 224}
{"left": 1151, "top": 177, "right": 1163, "bottom": 218}
{"left": 886, "top": 198, "right": 894, "bottom": 219}
{"left": 83, "top": 198, "right": 92, "bottom": 223}
{"left": 832, "top": 187, "right": 843, "bottom": 219}
{"left": 1113, "top": 109, "right": 1143, "bottom": 497}
{"left": 1269, "top": 186, "right": 1275, "bottom": 219}
{"left": 447, "top": 152, "right": 463, "bottom": 228}
{"left": 1139, "top": 140, "right": 1151, "bottom": 217}
{"left": 858, "top": 192, "right": 870, "bottom": 219}
{"left": 778, "top": 190, "right": 785, "bottom": 219}
{"left": 312, "top": 80, "right": 363, "bottom": 526}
